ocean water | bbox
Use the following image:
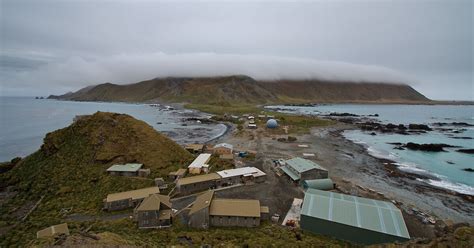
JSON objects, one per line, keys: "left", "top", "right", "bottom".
{"left": 266, "top": 104, "right": 474, "bottom": 195}
{"left": 0, "top": 97, "right": 226, "bottom": 161}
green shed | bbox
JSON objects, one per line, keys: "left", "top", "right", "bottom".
{"left": 300, "top": 189, "right": 410, "bottom": 245}
{"left": 303, "top": 178, "right": 334, "bottom": 190}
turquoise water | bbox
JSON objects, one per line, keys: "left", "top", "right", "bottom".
{"left": 266, "top": 104, "right": 474, "bottom": 195}
{"left": 0, "top": 97, "right": 226, "bottom": 161}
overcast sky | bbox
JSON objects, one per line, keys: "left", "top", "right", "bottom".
{"left": 1, "top": 0, "right": 472, "bottom": 100}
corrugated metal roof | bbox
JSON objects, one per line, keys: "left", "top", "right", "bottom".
{"left": 185, "top": 144, "right": 204, "bottom": 150}
{"left": 189, "top": 190, "right": 214, "bottom": 215}
{"left": 106, "top": 187, "right": 160, "bottom": 202}
{"left": 301, "top": 189, "right": 410, "bottom": 239}
{"left": 177, "top": 173, "right": 221, "bottom": 185}
{"left": 136, "top": 194, "right": 171, "bottom": 211}
{"left": 107, "top": 163, "right": 143, "bottom": 172}
{"left": 188, "top": 153, "right": 212, "bottom": 168}
{"left": 210, "top": 198, "right": 261, "bottom": 217}
{"left": 217, "top": 167, "right": 266, "bottom": 178}
{"left": 37, "top": 223, "right": 69, "bottom": 238}
{"left": 285, "top": 157, "right": 327, "bottom": 172}
{"left": 281, "top": 166, "right": 300, "bottom": 181}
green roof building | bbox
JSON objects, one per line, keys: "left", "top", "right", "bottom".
{"left": 107, "top": 163, "right": 143, "bottom": 176}
{"left": 281, "top": 157, "right": 328, "bottom": 183}
{"left": 301, "top": 189, "right": 410, "bottom": 245}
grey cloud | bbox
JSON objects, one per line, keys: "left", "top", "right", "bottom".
{"left": 2, "top": 52, "right": 414, "bottom": 95}
{"left": 0, "top": 0, "right": 472, "bottom": 100}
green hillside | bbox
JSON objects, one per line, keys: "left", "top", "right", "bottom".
{"left": 0, "top": 112, "right": 193, "bottom": 246}
{"left": 49, "top": 75, "right": 430, "bottom": 105}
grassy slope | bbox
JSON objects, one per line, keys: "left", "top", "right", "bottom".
{"left": 52, "top": 76, "right": 430, "bottom": 104}
{"left": 0, "top": 112, "right": 194, "bottom": 246}
{"left": 32, "top": 218, "right": 349, "bottom": 247}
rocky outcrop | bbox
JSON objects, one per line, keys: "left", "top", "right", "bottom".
{"left": 433, "top": 122, "right": 474, "bottom": 127}
{"left": 457, "top": 149, "right": 474, "bottom": 154}
{"left": 403, "top": 142, "right": 457, "bottom": 152}
{"left": 408, "top": 124, "right": 432, "bottom": 131}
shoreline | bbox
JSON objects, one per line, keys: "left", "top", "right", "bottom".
{"left": 213, "top": 118, "right": 473, "bottom": 226}
{"left": 318, "top": 125, "right": 474, "bottom": 224}
{"left": 331, "top": 128, "right": 474, "bottom": 197}
{"left": 331, "top": 129, "right": 474, "bottom": 202}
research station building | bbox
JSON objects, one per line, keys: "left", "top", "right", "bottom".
{"left": 104, "top": 187, "right": 160, "bottom": 211}
{"left": 37, "top": 223, "right": 70, "bottom": 239}
{"left": 188, "top": 153, "right": 212, "bottom": 175}
{"left": 106, "top": 163, "right": 144, "bottom": 177}
{"left": 134, "top": 194, "right": 172, "bottom": 228}
{"left": 188, "top": 190, "right": 268, "bottom": 229}
{"left": 213, "top": 143, "right": 233, "bottom": 155}
{"left": 300, "top": 189, "right": 410, "bottom": 245}
{"left": 281, "top": 157, "right": 328, "bottom": 184}
{"left": 217, "top": 167, "right": 267, "bottom": 185}
{"left": 176, "top": 173, "right": 221, "bottom": 195}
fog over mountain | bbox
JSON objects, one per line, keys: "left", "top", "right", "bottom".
{"left": 1, "top": 0, "right": 472, "bottom": 100}
{"left": 3, "top": 52, "right": 414, "bottom": 88}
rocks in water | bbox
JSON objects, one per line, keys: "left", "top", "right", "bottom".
{"left": 329, "top": 112, "right": 359, "bottom": 117}
{"left": 462, "top": 168, "right": 474, "bottom": 172}
{"left": 403, "top": 142, "right": 457, "bottom": 152}
{"left": 386, "top": 123, "right": 398, "bottom": 129}
{"left": 456, "top": 149, "right": 474, "bottom": 154}
{"left": 450, "top": 136, "right": 472, "bottom": 140}
{"left": 388, "top": 142, "right": 403, "bottom": 146}
{"left": 446, "top": 161, "right": 455, "bottom": 165}
{"left": 433, "top": 122, "right": 474, "bottom": 127}
{"left": 358, "top": 121, "right": 429, "bottom": 135}
{"left": 284, "top": 103, "right": 318, "bottom": 107}
{"left": 186, "top": 117, "right": 215, "bottom": 124}
{"left": 370, "top": 132, "right": 377, "bottom": 136}
{"left": 338, "top": 118, "right": 357, "bottom": 124}
{"left": 408, "top": 124, "right": 432, "bottom": 131}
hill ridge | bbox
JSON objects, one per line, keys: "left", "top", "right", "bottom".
{"left": 48, "top": 75, "right": 430, "bottom": 104}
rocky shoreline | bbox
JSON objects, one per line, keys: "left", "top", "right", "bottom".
{"left": 327, "top": 127, "right": 474, "bottom": 220}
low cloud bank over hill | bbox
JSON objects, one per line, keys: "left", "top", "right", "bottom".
{"left": 6, "top": 53, "right": 415, "bottom": 95}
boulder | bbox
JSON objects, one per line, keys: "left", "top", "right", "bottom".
{"left": 403, "top": 142, "right": 456, "bottom": 152}
{"left": 457, "top": 149, "right": 474, "bottom": 154}
{"left": 408, "top": 124, "right": 432, "bottom": 131}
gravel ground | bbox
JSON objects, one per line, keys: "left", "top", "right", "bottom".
{"left": 209, "top": 122, "right": 474, "bottom": 238}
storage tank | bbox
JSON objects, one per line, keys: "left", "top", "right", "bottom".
{"left": 266, "top": 119, "right": 278, "bottom": 128}
{"left": 303, "top": 178, "right": 334, "bottom": 191}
